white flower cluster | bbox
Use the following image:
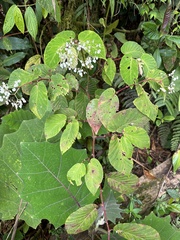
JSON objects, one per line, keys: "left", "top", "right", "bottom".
{"left": 0, "top": 80, "right": 26, "bottom": 109}
{"left": 57, "top": 39, "right": 101, "bottom": 77}
{"left": 157, "top": 69, "right": 179, "bottom": 94}
{"left": 167, "top": 69, "right": 179, "bottom": 94}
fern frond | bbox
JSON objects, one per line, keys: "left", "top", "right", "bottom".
{"left": 158, "top": 122, "right": 172, "bottom": 149}
{"left": 119, "top": 88, "right": 137, "bottom": 109}
{"left": 171, "top": 115, "right": 180, "bottom": 151}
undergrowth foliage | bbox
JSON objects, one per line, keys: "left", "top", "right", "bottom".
{"left": 0, "top": 0, "right": 180, "bottom": 239}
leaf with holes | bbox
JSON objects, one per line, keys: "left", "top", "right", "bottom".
{"left": 86, "top": 99, "right": 102, "bottom": 134}
{"left": 60, "top": 119, "right": 79, "bottom": 154}
{"left": 120, "top": 55, "right": 138, "bottom": 85}
{"left": 108, "top": 135, "right": 133, "bottom": 174}
{"left": 65, "top": 204, "right": 98, "bottom": 234}
{"left": 85, "top": 158, "right": 103, "bottom": 195}
{"left": 114, "top": 223, "right": 160, "bottom": 240}
{"left": 19, "top": 143, "right": 96, "bottom": 228}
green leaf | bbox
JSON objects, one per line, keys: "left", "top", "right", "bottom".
{"left": 78, "top": 30, "right": 106, "bottom": 59}
{"left": 153, "top": 48, "right": 162, "bottom": 68}
{"left": 172, "top": 150, "right": 180, "bottom": 172}
{"left": 60, "top": 119, "right": 79, "bottom": 154}
{"left": 29, "top": 81, "right": 49, "bottom": 119}
{"left": 107, "top": 108, "right": 149, "bottom": 133}
{"left": 142, "top": 22, "right": 160, "bottom": 40}
{"left": 0, "top": 37, "right": 32, "bottom": 50}
{"left": 8, "top": 68, "right": 37, "bottom": 88}
{"left": 0, "top": 117, "right": 46, "bottom": 221}
{"left": 67, "top": 163, "right": 86, "bottom": 186}
{"left": 114, "top": 223, "right": 160, "bottom": 240}
{"left": 74, "top": 92, "right": 89, "bottom": 120}
{"left": 2, "top": 109, "right": 35, "bottom": 131}
{"left": 97, "top": 88, "right": 119, "bottom": 129}
{"left": 123, "top": 126, "right": 150, "bottom": 149}
{"left": 25, "top": 7, "right": 38, "bottom": 40}
{"left": 121, "top": 41, "right": 144, "bottom": 58}
{"left": 141, "top": 53, "right": 157, "bottom": 76}
{"left": 44, "top": 114, "right": 67, "bottom": 139}
{"left": 65, "top": 204, "right": 98, "bottom": 234}
{"left": 114, "top": 32, "right": 127, "bottom": 44}
{"left": 44, "top": 31, "right": 75, "bottom": 68}
{"left": 105, "top": 19, "right": 119, "bottom": 35}
{"left": 120, "top": 55, "right": 138, "bottom": 85}
{"left": 65, "top": 73, "right": 79, "bottom": 91}
{"left": 133, "top": 85, "right": 158, "bottom": 122}
{"left": 141, "top": 212, "right": 180, "bottom": 240}
{"left": 48, "top": 73, "right": 69, "bottom": 100}
{"left": 108, "top": 135, "right": 133, "bottom": 174}
{"left": 85, "top": 158, "right": 103, "bottom": 195}
{"left": 14, "top": 5, "right": 24, "bottom": 34}
{"left": 3, "top": 5, "right": 16, "bottom": 35}
{"left": 104, "top": 190, "right": 122, "bottom": 224}
{"left": 86, "top": 99, "right": 102, "bottom": 134}
{"left": 107, "top": 172, "right": 138, "bottom": 194}
{"left": 102, "top": 58, "right": 116, "bottom": 85}
{"left": 2, "top": 52, "right": 26, "bottom": 67}
{"left": 19, "top": 143, "right": 96, "bottom": 228}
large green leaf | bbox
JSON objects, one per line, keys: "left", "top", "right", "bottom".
{"left": 60, "top": 119, "right": 79, "bottom": 154}
{"left": 133, "top": 85, "right": 158, "bottom": 122}
{"left": 97, "top": 88, "right": 119, "bottom": 129}
{"left": 86, "top": 99, "right": 102, "bottom": 134}
{"left": 78, "top": 30, "right": 106, "bottom": 59}
{"left": 85, "top": 158, "right": 103, "bottom": 195}
{"left": 107, "top": 108, "right": 149, "bottom": 133}
{"left": 0, "top": 117, "right": 46, "bottom": 221}
{"left": 19, "top": 143, "right": 96, "bottom": 228}
{"left": 29, "top": 81, "right": 50, "bottom": 119}
{"left": 120, "top": 55, "right": 138, "bottom": 85}
{"left": 25, "top": 7, "right": 38, "bottom": 40}
{"left": 65, "top": 204, "right": 98, "bottom": 234}
{"left": 141, "top": 212, "right": 180, "bottom": 240}
{"left": 121, "top": 41, "right": 144, "bottom": 58}
{"left": 114, "top": 223, "right": 160, "bottom": 240}
{"left": 44, "top": 31, "right": 75, "bottom": 68}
